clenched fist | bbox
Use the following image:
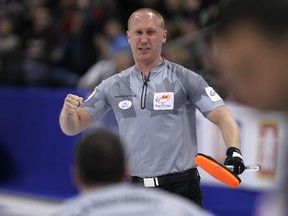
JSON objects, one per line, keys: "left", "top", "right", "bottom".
{"left": 63, "top": 94, "right": 84, "bottom": 115}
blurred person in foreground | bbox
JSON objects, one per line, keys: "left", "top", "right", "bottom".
{"left": 53, "top": 130, "right": 213, "bottom": 216}
{"left": 59, "top": 8, "right": 245, "bottom": 207}
{"left": 213, "top": 0, "right": 288, "bottom": 111}
{"left": 212, "top": 0, "right": 288, "bottom": 215}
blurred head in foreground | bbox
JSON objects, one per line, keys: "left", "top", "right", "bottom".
{"left": 213, "top": 0, "right": 288, "bottom": 111}
{"left": 73, "top": 130, "right": 125, "bottom": 192}
{"left": 57, "top": 130, "right": 212, "bottom": 216}
{"left": 213, "top": 1, "right": 288, "bottom": 215}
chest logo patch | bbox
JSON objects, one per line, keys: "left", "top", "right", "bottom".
{"left": 205, "top": 87, "right": 222, "bottom": 102}
{"left": 154, "top": 92, "right": 174, "bottom": 110}
{"left": 118, "top": 100, "right": 132, "bottom": 109}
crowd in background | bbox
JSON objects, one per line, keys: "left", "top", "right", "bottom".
{"left": 0, "top": 0, "right": 224, "bottom": 89}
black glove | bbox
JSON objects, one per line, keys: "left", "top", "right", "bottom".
{"left": 224, "top": 147, "right": 245, "bottom": 175}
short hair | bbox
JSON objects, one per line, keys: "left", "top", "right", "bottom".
{"left": 127, "top": 8, "right": 165, "bottom": 30}
{"left": 75, "top": 130, "right": 125, "bottom": 185}
{"left": 215, "top": 0, "right": 288, "bottom": 40}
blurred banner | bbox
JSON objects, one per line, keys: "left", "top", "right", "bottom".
{"left": 197, "top": 101, "right": 288, "bottom": 190}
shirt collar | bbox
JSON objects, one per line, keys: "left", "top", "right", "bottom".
{"left": 133, "top": 59, "right": 167, "bottom": 77}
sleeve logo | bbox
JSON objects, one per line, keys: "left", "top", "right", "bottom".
{"left": 205, "top": 87, "right": 222, "bottom": 102}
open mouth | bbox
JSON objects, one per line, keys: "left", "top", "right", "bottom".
{"left": 139, "top": 47, "right": 150, "bottom": 51}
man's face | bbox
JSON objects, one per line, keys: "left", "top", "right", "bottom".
{"left": 127, "top": 12, "right": 167, "bottom": 65}
{"left": 213, "top": 21, "right": 288, "bottom": 110}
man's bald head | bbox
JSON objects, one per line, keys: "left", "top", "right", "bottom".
{"left": 127, "top": 8, "right": 165, "bottom": 30}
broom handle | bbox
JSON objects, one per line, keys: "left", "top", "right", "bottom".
{"left": 226, "top": 165, "right": 261, "bottom": 172}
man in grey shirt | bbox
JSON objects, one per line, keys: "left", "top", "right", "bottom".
{"left": 59, "top": 8, "right": 245, "bottom": 206}
{"left": 53, "top": 130, "right": 214, "bottom": 216}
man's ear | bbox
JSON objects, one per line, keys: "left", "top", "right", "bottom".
{"left": 127, "top": 31, "right": 131, "bottom": 43}
{"left": 162, "top": 30, "right": 168, "bottom": 43}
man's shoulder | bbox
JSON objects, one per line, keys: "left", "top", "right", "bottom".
{"left": 97, "top": 66, "right": 134, "bottom": 89}
{"left": 118, "top": 65, "right": 135, "bottom": 78}
{"left": 104, "top": 66, "right": 134, "bottom": 83}
{"left": 165, "top": 60, "right": 201, "bottom": 78}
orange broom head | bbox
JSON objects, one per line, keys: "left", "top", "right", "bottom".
{"left": 195, "top": 153, "right": 241, "bottom": 188}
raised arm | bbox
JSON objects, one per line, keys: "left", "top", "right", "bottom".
{"left": 59, "top": 94, "right": 94, "bottom": 136}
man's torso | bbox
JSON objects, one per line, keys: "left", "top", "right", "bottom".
{"left": 81, "top": 60, "right": 224, "bottom": 177}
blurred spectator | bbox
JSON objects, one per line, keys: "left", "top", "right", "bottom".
{"left": 0, "top": 0, "right": 226, "bottom": 88}
{"left": 56, "top": 0, "right": 105, "bottom": 38}
{"left": 0, "top": 1, "right": 25, "bottom": 21}
{"left": 0, "top": 17, "right": 21, "bottom": 85}
{"left": 77, "top": 50, "right": 133, "bottom": 91}
{"left": 21, "top": 7, "right": 56, "bottom": 86}
{"left": 52, "top": 0, "right": 78, "bottom": 38}
{"left": 102, "top": 18, "right": 130, "bottom": 55}
{"left": 93, "top": 19, "right": 130, "bottom": 60}
{"left": 51, "top": 10, "right": 97, "bottom": 81}
{"left": 53, "top": 129, "right": 213, "bottom": 216}
{"left": 17, "top": 0, "right": 52, "bottom": 36}
{"left": 76, "top": 17, "right": 131, "bottom": 90}
{"left": 99, "top": 0, "right": 120, "bottom": 19}
{"left": 182, "top": 0, "right": 202, "bottom": 28}
{"left": 160, "top": 0, "right": 184, "bottom": 40}
{"left": 160, "top": 0, "right": 183, "bottom": 21}
{"left": 48, "top": 0, "right": 106, "bottom": 87}
{"left": 0, "top": 18, "right": 19, "bottom": 53}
